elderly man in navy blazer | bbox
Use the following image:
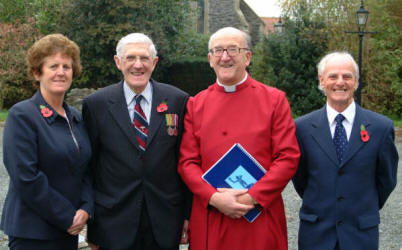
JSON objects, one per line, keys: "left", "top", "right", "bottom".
{"left": 293, "top": 51, "right": 398, "bottom": 250}
{"left": 82, "top": 33, "right": 190, "bottom": 250}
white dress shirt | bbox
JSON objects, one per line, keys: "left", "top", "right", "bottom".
{"left": 124, "top": 81, "right": 153, "bottom": 124}
{"left": 327, "top": 101, "right": 356, "bottom": 141}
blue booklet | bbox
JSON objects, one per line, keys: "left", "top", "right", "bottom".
{"left": 202, "top": 143, "right": 266, "bottom": 222}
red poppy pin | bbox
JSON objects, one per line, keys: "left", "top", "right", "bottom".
{"left": 40, "top": 105, "right": 53, "bottom": 118}
{"left": 157, "top": 101, "right": 168, "bottom": 113}
{"left": 360, "top": 124, "right": 370, "bottom": 142}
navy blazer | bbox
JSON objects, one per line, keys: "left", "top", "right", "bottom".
{"left": 83, "top": 79, "right": 190, "bottom": 249}
{"left": 293, "top": 104, "right": 398, "bottom": 250}
{"left": 1, "top": 91, "right": 93, "bottom": 240}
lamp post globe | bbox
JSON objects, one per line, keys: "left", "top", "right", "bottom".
{"left": 356, "top": 1, "right": 369, "bottom": 32}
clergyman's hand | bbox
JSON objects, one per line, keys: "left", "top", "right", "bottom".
{"left": 209, "top": 188, "right": 254, "bottom": 219}
{"left": 237, "top": 192, "right": 257, "bottom": 206}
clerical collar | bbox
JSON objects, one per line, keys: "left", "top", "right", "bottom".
{"left": 217, "top": 72, "right": 248, "bottom": 93}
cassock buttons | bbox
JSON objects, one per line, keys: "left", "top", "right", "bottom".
{"left": 222, "top": 131, "right": 227, "bottom": 136}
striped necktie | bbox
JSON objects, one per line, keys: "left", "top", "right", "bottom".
{"left": 133, "top": 95, "right": 148, "bottom": 152}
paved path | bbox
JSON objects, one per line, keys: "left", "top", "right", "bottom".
{"left": 0, "top": 126, "right": 401, "bottom": 249}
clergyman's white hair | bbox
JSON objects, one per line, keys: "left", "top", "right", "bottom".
{"left": 208, "top": 27, "right": 251, "bottom": 50}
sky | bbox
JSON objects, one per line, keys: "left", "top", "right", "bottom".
{"left": 244, "top": 0, "right": 282, "bottom": 17}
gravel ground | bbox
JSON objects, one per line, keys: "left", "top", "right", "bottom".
{"left": 0, "top": 125, "right": 400, "bottom": 250}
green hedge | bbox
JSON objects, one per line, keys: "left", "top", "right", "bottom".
{"left": 161, "top": 56, "right": 216, "bottom": 96}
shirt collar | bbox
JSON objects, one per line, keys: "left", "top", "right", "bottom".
{"left": 327, "top": 101, "right": 356, "bottom": 125}
{"left": 217, "top": 72, "right": 248, "bottom": 93}
{"left": 123, "top": 81, "right": 153, "bottom": 106}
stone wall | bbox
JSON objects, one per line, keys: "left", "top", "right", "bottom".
{"left": 65, "top": 88, "right": 96, "bottom": 112}
{"left": 240, "top": 1, "right": 265, "bottom": 46}
{"left": 207, "top": 0, "right": 248, "bottom": 35}
{"left": 204, "top": 0, "right": 264, "bottom": 47}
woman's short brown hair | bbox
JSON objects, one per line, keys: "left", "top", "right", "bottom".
{"left": 26, "top": 34, "right": 82, "bottom": 79}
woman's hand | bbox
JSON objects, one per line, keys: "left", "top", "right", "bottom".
{"left": 67, "top": 209, "right": 90, "bottom": 235}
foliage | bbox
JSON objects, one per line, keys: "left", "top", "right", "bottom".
{"left": 31, "top": 0, "right": 67, "bottom": 34}
{"left": 363, "top": 0, "right": 402, "bottom": 118}
{"left": 157, "top": 29, "right": 210, "bottom": 91}
{"left": 0, "top": 0, "right": 66, "bottom": 33}
{"left": 55, "top": 0, "right": 196, "bottom": 89}
{"left": 279, "top": 0, "right": 357, "bottom": 45}
{"left": 278, "top": 0, "right": 402, "bottom": 118}
{"left": 0, "top": 18, "right": 41, "bottom": 109}
{"left": 0, "top": 0, "right": 207, "bottom": 107}
{"left": 164, "top": 56, "right": 215, "bottom": 96}
{"left": 0, "top": 0, "right": 66, "bottom": 108}
{"left": 0, "top": 0, "right": 30, "bottom": 22}
{"left": 170, "top": 30, "right": 210, "bottom": 60}
{"left": 153, "top": 29, "right": 209, "bottom": 82}
{"left": 251, "top": 3, "right": 327, "bottom": 116}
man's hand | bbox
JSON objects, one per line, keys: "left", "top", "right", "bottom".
{"left": 87, "top": 242, "right": 99, "bottom": 250}
{"left": 209, "top": 188, "right": 254, "bottom": 219}
{"left": 180, "top": 220, "right": 189, "bottom": 244}
{"left": 67, "top": 209, "right": 89, "bottom": 235}
{"left": 237, "top": 192, "right": 257, "bottom": 206}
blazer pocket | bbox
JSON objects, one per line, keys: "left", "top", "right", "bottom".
{"left": 300, "top": 211, "right": 319, "bottom": 223}
{"left": 94, "top": 191, "right": 116, "bottom": 209}
{"left": 358, "top": 212, "right": 380, "bottom": 229}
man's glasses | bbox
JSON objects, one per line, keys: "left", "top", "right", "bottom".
{"left": 209, "top": 46, "right": 250, "bottom": 57}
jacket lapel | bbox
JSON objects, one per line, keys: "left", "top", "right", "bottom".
{"left": 311, "top": 107, "right": 339, "bottom": 166}
{"left": 107, "top": 81, "right": 139, "bottom": 149}
{"left": 340, "top": 104, "right": 368, "bottom": 168}
{"left": 147, "top": 80, "right": 164, "bottom": 147}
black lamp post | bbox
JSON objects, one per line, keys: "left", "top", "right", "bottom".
{"left": 345, "top": 0, "right": 376, "bottom": 105}
{"left": 274, "top": 17, "right": 284, "bottom": 33}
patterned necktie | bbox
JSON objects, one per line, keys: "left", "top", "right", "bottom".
{"left": 133, "top": 95, "right": 148, "bottom": 152}
{"left": 333, "top": 114, "right": 347, "bottom": 162}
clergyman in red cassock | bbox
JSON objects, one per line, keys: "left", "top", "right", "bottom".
{"left": 178, "top": 27, "right": 300, "bottom": 250}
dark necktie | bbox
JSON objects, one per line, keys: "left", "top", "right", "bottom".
{"left": 133, "top": 95, "right": 148, "bottom": 152}
{"left": 333, "top": 114, "right": 347, "bottom": 162}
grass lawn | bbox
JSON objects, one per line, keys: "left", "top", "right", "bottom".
{"left": 394, "top": 120, "right": 402, "bottom": 128}
{"left": 0, "top": 110, "right": 7, "bottom": 122}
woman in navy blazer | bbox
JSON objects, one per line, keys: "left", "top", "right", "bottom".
{"left": 0, "top": 34, "right": 93, "bottom": 250}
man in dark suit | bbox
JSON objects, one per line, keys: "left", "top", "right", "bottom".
{"left": 82, "top": 33, "right": 190, "bottom": 250}
{"left": 293, "top": 51, "right": 398, "bottom": 250}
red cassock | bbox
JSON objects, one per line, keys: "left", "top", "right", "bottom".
{"left": 178, "top": 75, "right": 300, "bottom": 250}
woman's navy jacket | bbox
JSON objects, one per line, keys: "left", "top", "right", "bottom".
{"left": 1, "top": 91, "right": 93, "bottom": 239}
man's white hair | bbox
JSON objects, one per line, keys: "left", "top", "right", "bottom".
{"left": 116, "top": 33, "right": 157, "bottom": 60}
{"left": 317, "top": 51, "right": 359, "bottom": 91}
